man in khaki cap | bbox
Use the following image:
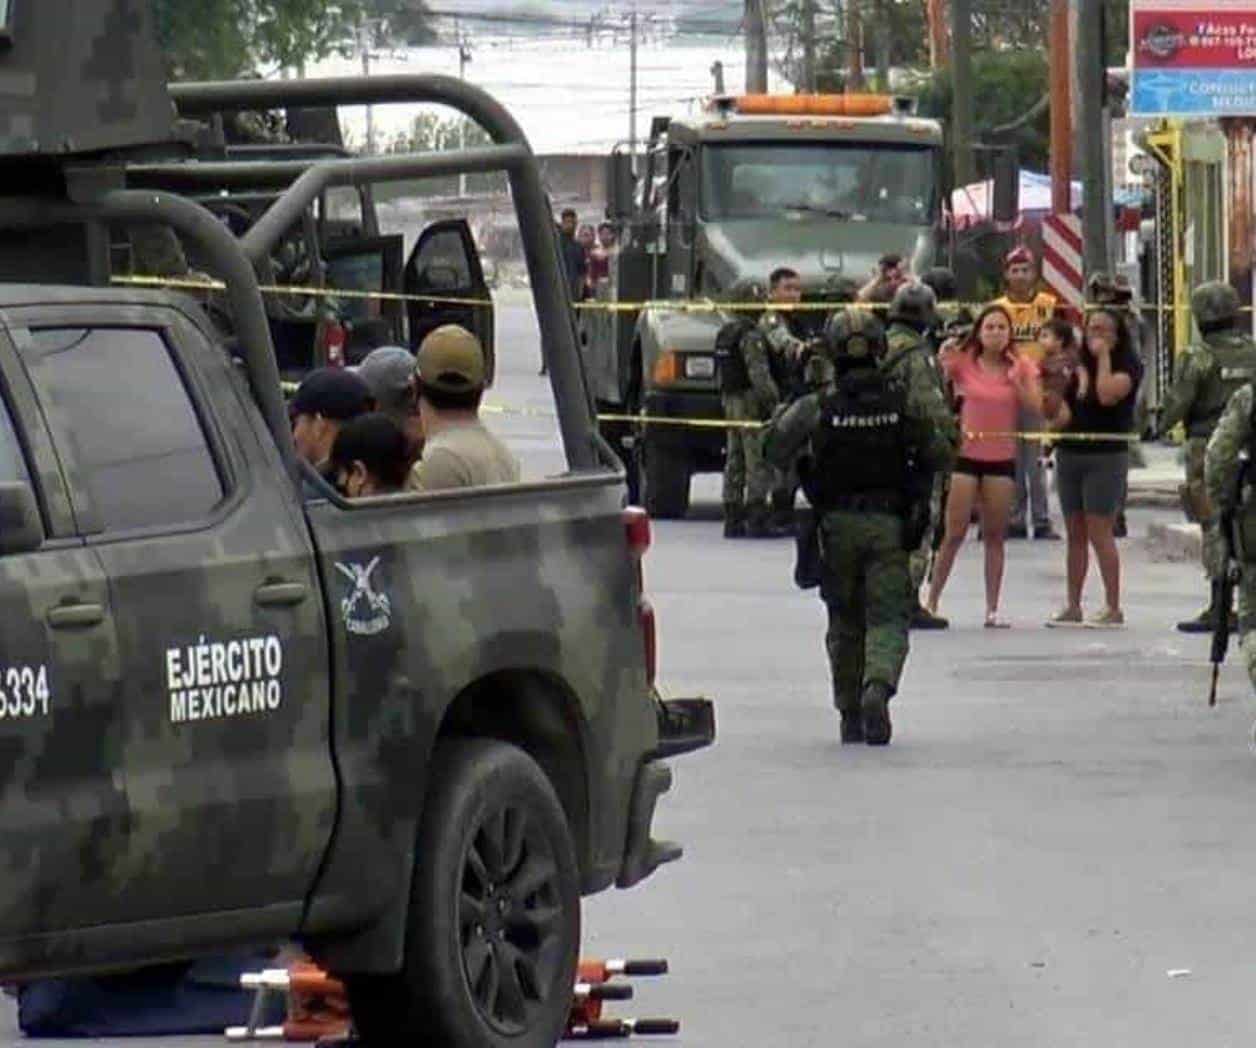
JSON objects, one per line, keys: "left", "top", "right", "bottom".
{"left": 407, "top": 324, "right": 520, "bottom": 492}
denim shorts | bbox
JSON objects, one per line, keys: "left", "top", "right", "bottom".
{"left": 1056, "top": 449, "right": 1128, "bottom": 517}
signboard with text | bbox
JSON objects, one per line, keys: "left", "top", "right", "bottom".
{"left": 1131, "top": 1, "right": 1256, "bottom": 115}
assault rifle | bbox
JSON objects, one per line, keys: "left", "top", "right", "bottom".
{"left": 1209, "top": 521, "right": 1237, "bottom": 709}
{"left": 1211, "top": 446, "right": 1252, "bottom": 707}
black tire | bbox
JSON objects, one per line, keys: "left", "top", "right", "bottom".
{"left": 641, "top": 436, "right": 691, "bottom": 519}
{"left": 347, "top": 740, "right": 581, "bottom": 1047}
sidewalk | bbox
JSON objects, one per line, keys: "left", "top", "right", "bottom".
{"left": 1126, "top": 440, "right": 1182, "bottom": 509}
{"left": 1127, "top": 442, "right": 1203, "bottom": 561}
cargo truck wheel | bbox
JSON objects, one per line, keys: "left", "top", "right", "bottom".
{"left": 641, "top": 437, "right": 691, "bottom": 519}
{"left": 348, "top": 739, "right": 580, "bottom": 1047}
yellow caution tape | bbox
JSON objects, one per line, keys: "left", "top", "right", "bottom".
{"left": 112, "top": 273, "right": 1250, "bottom": 321}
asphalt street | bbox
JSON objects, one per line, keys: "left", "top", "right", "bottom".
{"left": 6, "top": 296, "right": 1256, "bottom": 1046}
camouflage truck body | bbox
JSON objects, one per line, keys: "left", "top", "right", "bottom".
{"left": 0, "top": 287, "right": 679, "bottom": 974}
{"left": 0, "top": 5, "right": 711, "bottom": 1044}
{"left": 590, "top": 99, "right": 945, "bottom": 518}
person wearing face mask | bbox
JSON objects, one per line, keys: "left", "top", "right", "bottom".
{"left": 330, "top": 413, "right": 412, "bottom": 497}
{"left": 1044, "top": 305, "right": 1144, "bottom": 629}
{"left": 927, "top": 304, "right": 1042, "bottom": 628}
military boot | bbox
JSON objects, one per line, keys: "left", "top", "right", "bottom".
{"left": 723, "top": 504, "right": 747, "bottom": 539}
{"left": 1177, "top": 602, "right": 1219, "bottom": 634}
{"left": 910, "top": 602, "right": 950, "bottom": 630}
{"left": 744, "top": 502, "right": 774, "bottom": 538}
{"left": 861, "top": 681, "right": 893, "bottom": 746}
{"left": 839, "top": 710, "right": 865, "bottom": 744}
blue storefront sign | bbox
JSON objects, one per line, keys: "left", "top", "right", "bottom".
{"left": 1132, "top": 69, "right": 1256, "bottom": 116}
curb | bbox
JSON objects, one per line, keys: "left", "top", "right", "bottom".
{"left": 1146, "top": 521, "right": 1201, "bottom": 562}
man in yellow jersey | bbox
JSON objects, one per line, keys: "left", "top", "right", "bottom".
{"left": 994, "top": 246, "right": 1060, "bottom": 540}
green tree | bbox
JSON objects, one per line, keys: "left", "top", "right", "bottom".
{"left": 150, "top": 0, "right": 366, "bottom": 80}
{"left": 382, "top": 113, "right": 503, "bottom": 195}
{"left": 916, "top": 49, "right": 1050, "bottom": 173}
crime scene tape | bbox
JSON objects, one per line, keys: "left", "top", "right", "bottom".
{"left": 113, "top": 274, "right": 1220, "bottom": 319}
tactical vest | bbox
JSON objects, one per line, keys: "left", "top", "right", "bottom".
{"left": 808, "top": 368, "right": 909, "bottom": 509}
{"left": 883, "top": 325, "right": 943, "bottom": 397}
{"left": 715, "top": 317, "right": 755, "bottom": 395}
{"left": 1188, "top": 332, "right": 1256, "bottom": 437}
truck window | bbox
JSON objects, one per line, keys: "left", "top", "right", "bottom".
{"left": 410, "top": 229, "right": 472, "bottom": 290}
{"left": 0, "top": 391, "right": 29, "bottom": 487}
{"left": 22, "top": 328, "right": 224, "bottom": 533}
{"left": 701, "top": 142, "right": 937, "bottom": 226}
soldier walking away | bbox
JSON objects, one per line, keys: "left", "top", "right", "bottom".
{"left": 882, "top": 281, "right": 959, "bottom": 629}
{"left": 718, "top": 282, "right": 784, "bottom": 538}
{"left": 760, "top": 267, "right": 810, "bottom": 533}
{"left": 765, "top": 309, "right": 954, "bottom": 745}
{"left": 1205, "top": 378, "right": 1256, "bottom": 699}
{"left": 1161, "top": 281, "right": 1256, "bottom": 632}
{"left": 994, "top": 246, "right": 1060, "bottom": 540}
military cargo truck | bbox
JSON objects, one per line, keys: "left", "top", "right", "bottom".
{"left": 584, "top": 94, "right": 946, "bottom": 518}
{"left": 0, "top": 5, "right": 713, "bottom": 1047}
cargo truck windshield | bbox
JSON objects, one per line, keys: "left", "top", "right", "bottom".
{"left": 701, "top": 142, "right": 937, "bottom": 225}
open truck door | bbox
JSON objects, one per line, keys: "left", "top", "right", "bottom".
{"left": 404, "top": 219, "right": 496, "bottom": 384}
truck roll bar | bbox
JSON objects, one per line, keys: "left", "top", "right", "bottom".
{"left": 0, "top": 188, "right": 298, "bottom": 481}
{"left": 170, "top": 75, "right": 598, "bottom": 471}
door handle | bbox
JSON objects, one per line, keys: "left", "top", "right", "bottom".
{"left": 254, "top": 582, "right": 308, "bottom": 608}
{"left": 47, "top": 602, "right": 105, "bottom": 629}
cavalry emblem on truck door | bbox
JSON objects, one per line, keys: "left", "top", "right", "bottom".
{"left": 336, "top": 557, "right": 392, "bottom": 636}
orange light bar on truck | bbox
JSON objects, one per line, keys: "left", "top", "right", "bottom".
{"left": 732, "top": 93, "right": 895, "bottom": 117}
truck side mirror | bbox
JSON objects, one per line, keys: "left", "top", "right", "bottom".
{"left": 608, "top": 152, "right": 636, "bottom": 221}
{"left": 992, "top": 148, "right": 1020, "bottom": 224}
{"left": 0, "top": 482, "right": 44, "bottom": 556}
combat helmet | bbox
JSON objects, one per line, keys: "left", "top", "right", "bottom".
{"left": 1191, "top": 280, "right": 1241, "bottom": 332}
{"left": 1086, "top": 271, "right": 1134, "bottom": 307}
{"left": 887, "top": 281, "right": 937, "bottom": 331}
{"left": 920, "top": 266, "right": 958, "bottom": 302}
{"left": 824, "top": 307, "right": 887, "bottom": 364}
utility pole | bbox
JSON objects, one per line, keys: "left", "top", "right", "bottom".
{"left": 359, "top": 19, "right": 375, "bottom": 154}
{"left": 745, "top": 0, "right": 768, "bottom": 93}
{"left": 951, "top": 0, "right": 975, "bottom": 186}
{"left": 927, "top": 0, "right": 950, "bottom": 69}
{"left": 1076, "top": 0, "right": 1108, "bottom": 277}
{"left": 801, "top": 0, "right": 817, "bottom": 93}
{"left": 846, "top": 0, "right": 864, "bottom": 90}
{"left": 629, "top": 3, "right": 639, "bottom": 172}
{"left": 1049, "top": 0, "right": 1072, "bottom": 215}
{"left": 458, "top": 36, "right": 472, "bottom": 197}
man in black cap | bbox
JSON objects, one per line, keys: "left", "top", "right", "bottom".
{"left": 289, "top": 367, "right": 374, "bottom": 475}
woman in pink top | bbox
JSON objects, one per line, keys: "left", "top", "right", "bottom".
{"left": 926, "top": 304, "right": 1042, "bottom": 627}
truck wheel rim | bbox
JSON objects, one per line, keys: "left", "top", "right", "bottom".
{"left": 459, "top": 803, "right": 565, "bottom": 1035}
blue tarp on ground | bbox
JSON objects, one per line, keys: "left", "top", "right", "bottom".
{"left": 17, "top": 954, "right": 284, "bottom": 1038}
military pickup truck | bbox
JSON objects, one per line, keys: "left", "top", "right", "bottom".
{"left": 0, "top": 5, "right": 712, "bottom": 1047}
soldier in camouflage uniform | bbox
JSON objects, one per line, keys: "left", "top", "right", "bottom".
{"left": 759, "top": 267, "right": 810, "bottom": 533}
{"left": 765, "top": 309, "right": 955, "bottom": 746}
{"left": 721, "top": 282, "right": 783, "bottom": 538}
{"left": 1162, "top": 282, "right": 1256, "bottom": 632}
{"left": 882, "top": 281, "right": 959, "bottom": 630}
{"left": 1205, "top": 382, "right": 1256, "bottom": 693}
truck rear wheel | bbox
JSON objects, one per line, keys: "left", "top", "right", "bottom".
{"left": 641, "top": 437, "right": 691, "bottom": 519}
{"left": 348, "top": 739, "right": 580, "bottom": 1047}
